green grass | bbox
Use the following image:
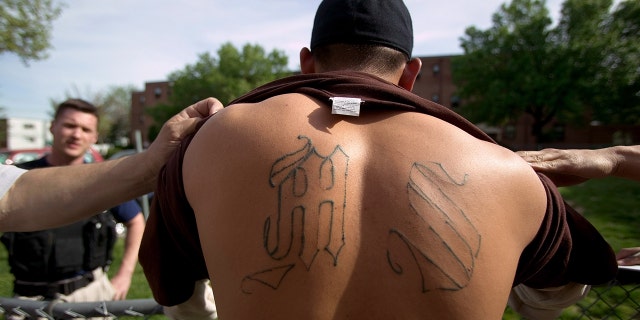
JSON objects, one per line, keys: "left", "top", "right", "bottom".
{"left": 107, "top": 236, "right": 167, "bottom": 319}
{"left": 1, "top": 177, "right": 639, "bottom": 319}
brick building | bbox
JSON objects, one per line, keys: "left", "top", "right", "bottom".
{"left": 413, "top": 55, "right": 460, "bottom": 110}
{"left": 130, "top": 81, "right": 172, "bottom": 147}
{"left": 131, "top": 55, "right": 638, "bottom": 149}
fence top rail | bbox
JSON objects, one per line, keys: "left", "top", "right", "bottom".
{"left": 0, "top": 298, "right": 163, "bottom": 319}
{"left": 610, "top": 266, "right": 640, "bottom": 285}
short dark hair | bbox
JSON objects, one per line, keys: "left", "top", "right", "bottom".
{"left": 54, "top": 99, "right": 99, "bottom": 121}
{"left": 312, "top": 43, "right": 408, "bottom": 75}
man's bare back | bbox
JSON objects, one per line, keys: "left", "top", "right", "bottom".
{"left": 183, "top": 93, "right": 547, "bottom": 319}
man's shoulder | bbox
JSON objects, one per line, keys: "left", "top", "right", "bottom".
{"left": 201, "top": 93, "right": 322, "bottom": 132}
{"left": 227, "top": 93, "right": 317, "bottom": 110}
{"left": 473, "top": 142, "right": 544, "bottom": 187}
{"left": 15, "top": 157, "right": 48, "bottom": 170}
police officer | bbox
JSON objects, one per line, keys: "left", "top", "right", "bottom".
{"left": 1, "top": 99, "right": 144, "bottom": 310}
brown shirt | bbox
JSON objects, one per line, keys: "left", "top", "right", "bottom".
{"left": 139, "top": 71, "right": 616, "bottom": 307}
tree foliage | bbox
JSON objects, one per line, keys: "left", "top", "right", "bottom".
{"left": 146, "top": 42, "right": 291, "bottom": 140}
{"left": 588, "top": 0, "right": 640, "bottom": 124}
{"left": 95, "top": 85, "right": 138, "bottom": 145}
{"left": 453, "top": 0, "right": 639, "bottom": 143}
{"left": 0, "top": 0, "right": 64, "bottom": 65}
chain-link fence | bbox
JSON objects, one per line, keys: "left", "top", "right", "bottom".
{"left": 568, "top": 267, "right": 640, "bottom": 319}
{"left": 1, "top": 268, "right": 638, "bottom": 319}
{"left": 0, "top": 298, "right": 162, "bottom": 319}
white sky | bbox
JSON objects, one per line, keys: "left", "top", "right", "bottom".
{"left": 0, "top": 0, "right": 572, "bottom": 120}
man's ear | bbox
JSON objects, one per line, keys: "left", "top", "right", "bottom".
{"left": 398, "top": 58, "right": 422, "bottom": 91}
{"left": 300, "top": 47, "right": 315, "bottom": 74}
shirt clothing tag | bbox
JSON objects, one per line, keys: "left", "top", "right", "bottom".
{"left": 330, "top": 97, "right": 362, "bottom": 116}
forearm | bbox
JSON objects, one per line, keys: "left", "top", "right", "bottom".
{"left": 0, "top": 152, "right": 158, "bottom": 232}
{"left": 609, "top": 145, "right": 640, "bottom": 181}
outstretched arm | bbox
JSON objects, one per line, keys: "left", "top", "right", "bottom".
{"left": 517, "top": 145, "right": 640, "bottom": 186}
{"left": 0, "top": 97, "right": 223, "bottom": 232}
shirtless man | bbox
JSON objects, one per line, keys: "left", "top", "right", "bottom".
{"left": 140, "top": 1, "right": 616, "bottom": 319}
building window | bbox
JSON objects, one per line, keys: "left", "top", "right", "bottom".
{"left": 505, "top": 125, "right": 516, "bottom": 140}
{"left": 23, "top": 123, "right": 35, "bottom": 129}
{"left": 450, "top": 96, "right": 461, "bottom": 108}
{"left": 154, "top": 87, "right": 162, "bottom": 98}
{"left": 432, "top": 64, "right": 440, "bottom": 75}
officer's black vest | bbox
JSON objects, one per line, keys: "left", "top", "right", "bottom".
{"left": 1, "top": 211, "right": 117, "bottom": 282}
{"left": 0, "top": 157, "right": 117, "bottom": 282}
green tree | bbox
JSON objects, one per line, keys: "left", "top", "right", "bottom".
{"left": 553, "top": 0, "right": 616, "bottom": 124}
{"left": 95, "top": 85, "right": 138, "bottom": 145}
{"left": 0, "top": 0, "right": 64, "bottom": 65}
{"left": 146, "top": 42, "right": 291, "bottom": 140}
{"left": 586, "top": 0, "right": 640, "bottom": 125}
{"left": 453, "top": 0, "right": 564, "bottom": 142}
{"left": 453, "top": 0, "right": 636, "bottom": 144}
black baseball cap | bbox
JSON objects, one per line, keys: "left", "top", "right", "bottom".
{"left": 310, "top": 0, "right": 414, "bottom": 59}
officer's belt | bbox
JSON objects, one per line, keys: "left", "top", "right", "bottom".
{"left": 13, "top": 271, "right": 95, "bottom": 299}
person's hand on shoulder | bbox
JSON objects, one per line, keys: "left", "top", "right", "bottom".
{"left": 145, "top": 97, "right": 224, "bottom": 171}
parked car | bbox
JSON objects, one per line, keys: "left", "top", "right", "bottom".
{"left": 0, "top": 148, "right": 46, "bottom": 165}
{"left": 107, "top": 149, "right": 139, "bottom": 160}
{"left": 0, "top": 147, "right": 104, "bottom": 165}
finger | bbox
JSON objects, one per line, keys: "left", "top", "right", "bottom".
{"left": 517, "top": 151, "right": 546, "bottom": 163}
{"left": 184, "top": 97, "right": 224, "bottom": 118}
{"left": 533, "top": 154, "right": 544, "bottom": 162}
{"left": 618, "top": 256, "right": 640, "bottom": 266}
{"left": 617, "top": 249, "right": 640, "bottom": 266}
{"left": 616, "top": 248, "right": 640, "bottom": 259}
{"left": 170, "top": 117, "right": 202, "bottom": 141}
{"left": 516, "top": 151, "right": 533, "bottom": 161}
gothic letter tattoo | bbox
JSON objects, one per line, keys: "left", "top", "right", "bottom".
{"left": 241, "top": 136, "right": 349, "bottom": 294}
{"left": 387, "top": 162, "right": 481, "bottom": 292}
